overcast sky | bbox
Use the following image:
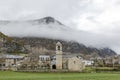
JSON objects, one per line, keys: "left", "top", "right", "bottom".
{"left": 0, "top": 0, "right": 120, "bottom": 54}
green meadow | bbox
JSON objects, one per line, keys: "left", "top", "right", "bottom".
{"left": 0, "top": 71, "right": 120, "bottom": 80}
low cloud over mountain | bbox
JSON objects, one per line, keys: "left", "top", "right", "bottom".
{"left": 0, "top": 16, "right": 118, "bottom": 54}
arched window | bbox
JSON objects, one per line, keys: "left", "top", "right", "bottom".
{"left": 58, "top": 46, "right": 60, "bottom": 50}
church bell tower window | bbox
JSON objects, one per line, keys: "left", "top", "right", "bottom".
{"left": 58, "top": 46, "right": 60, "bottom": 51}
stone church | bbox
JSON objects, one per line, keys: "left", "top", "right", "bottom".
{"left": 55, "top": 42, "right": 85, "bottom": 71}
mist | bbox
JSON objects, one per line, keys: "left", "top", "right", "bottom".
{"left": 0, "top": 21, "right": 119, "bottom": 54}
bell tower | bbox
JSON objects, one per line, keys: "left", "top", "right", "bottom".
{"left": 56, "top": 42, "right": 62, "bottom": 70}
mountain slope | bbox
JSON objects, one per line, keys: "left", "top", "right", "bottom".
{"left": 0, "top": 32, "right": 27, "bottom": 54}
{"left": 14, "top": 37, "right": 116, "bottom": 58}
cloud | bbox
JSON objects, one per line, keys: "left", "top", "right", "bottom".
{"left": 76, "top": 0, "right": 120, "bottom": 34}
{"left": 0, "top": 21, "right": 117, "bottom": 49}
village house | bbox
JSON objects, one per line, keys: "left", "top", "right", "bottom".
{"left": 5, "top": 54, "right": 24, "bottom": 67}
{"left": 82, "top": 60, "right": 94, "bottom": 66}
{"left": 0, "top": 54, "right": 24, "bottom": 70}
{"left": 38, "top": 55, "right": 51, "bottom": 69}
{"left": 104, "top": 55, "right": 120, "bottom": 66}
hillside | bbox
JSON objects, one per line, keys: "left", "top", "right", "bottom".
{"left": 0, "top": 31, "right": 116, "bottom": 58}
{"left": 0, "top": 32, "right": 27, "bottom": 54}
{"left": 14, "top": 37, "right": 116, "bottom": 58}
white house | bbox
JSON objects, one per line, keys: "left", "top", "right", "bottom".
{"left": 82, "top": 60, "right": 94, "bottom": 66}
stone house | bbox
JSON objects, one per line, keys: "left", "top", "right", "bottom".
{"left": 67, "top": 56, "right": 85, "bottom": 71}
{"left": 38, "top": 55, "right": 51, "bottom": 69}
{"left": 5, "top": 54, "right": 24, "bottom": 67}
{"left": 0, "top": 54, "right": 24, "bottom": 70}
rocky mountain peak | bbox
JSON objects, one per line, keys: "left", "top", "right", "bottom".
{"left": 31, "top": 16, "right": 63, "bottom": 25}
{"left": 43, "top": 16, "right": 56, "bottom": 23}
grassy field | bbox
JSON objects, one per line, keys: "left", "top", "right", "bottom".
{"left": 0, "top": 71, "right": 120, "bottom": 80}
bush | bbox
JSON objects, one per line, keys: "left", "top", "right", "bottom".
{"left": 82, "top": 67, "right": 95, "bottom": 73}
